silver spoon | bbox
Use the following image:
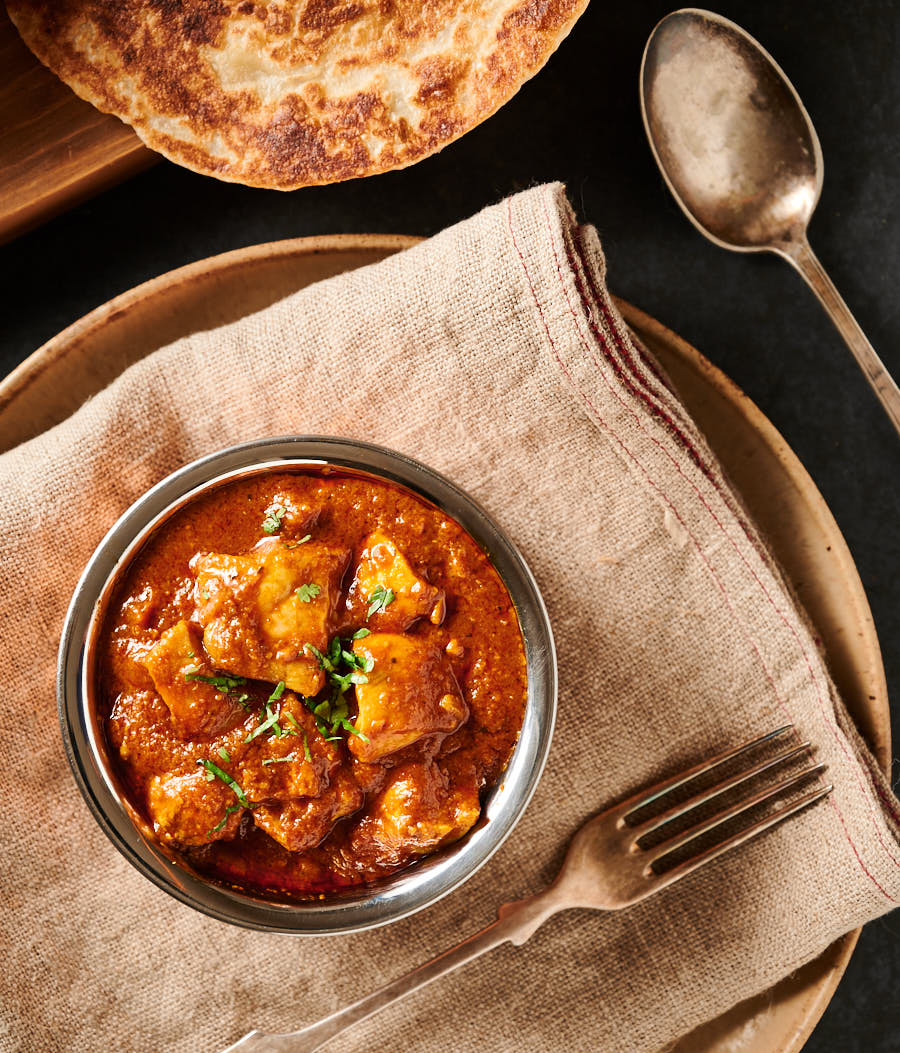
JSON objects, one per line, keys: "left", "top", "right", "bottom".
{"left": 640, "top": 8, "right": 900, "bottom": 437}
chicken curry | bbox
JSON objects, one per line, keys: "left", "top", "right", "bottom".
{"left": 99, "top": 468, "right": 527, "bottom": 898}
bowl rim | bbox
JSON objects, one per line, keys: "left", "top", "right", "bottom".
{"left": 58, "top": 435, "right": 557, "bottom": 934}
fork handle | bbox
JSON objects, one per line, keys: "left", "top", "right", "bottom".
{"left": 220, "top": 890, "right": 565, "bottom": 1053}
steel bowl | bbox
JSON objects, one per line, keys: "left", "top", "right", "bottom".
{"left": 58, "top": 436, "right": 557, "bottom": 934}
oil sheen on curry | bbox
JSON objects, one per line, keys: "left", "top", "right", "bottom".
{"left": 99, "top": 469, "right": 527, "bottom": 898}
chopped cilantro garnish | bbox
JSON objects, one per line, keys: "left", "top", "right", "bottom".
{"left": 244, "top": 710, "right": 278, "bottom": 743}
{"left": 295, "top": 583, "right": 321, "bottom": 603}
{"left": 340, "top": 648, "right": 374, "bottom": 673}
{"left": 283, "top": 534, "right": 312, "bottom": 549}
{"left": 190, "top": 678, "right": 248, "bottom": 709}
{"left": 281, "top": 712, "right": 303, "bottom": 742}
{"left": 185, "top": 672, "right": 247, "bottom": 695}
{"left": 329, "top": 636, "right": 342, "bottom": 665}
{"left": 262, "top": 504, "right": 286, "bottom": 535}
{"left": 300, "top": 630, "right": 373, "bottom": 736}
{"left": 244, "top": 681, "right": 288, "bottom": 743}
{"left": 367, "top": 585, "right": 395, "bottom": 618}
{"left": 299, "top": 634, "right": 371, "bottom": 743}
{"left": 209, "top": 803, "right": 242, "bottom": 834}
{"left": 197, "top": 759, "right": 250, "bottom": 808}
{"left": 304, "top": 643, "right": 333, "bottom": 672}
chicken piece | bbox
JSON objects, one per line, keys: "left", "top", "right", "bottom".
{"left": 349, "top": 756, "right": 389, "bottom": 796}
{"left": 108, "top": 690, "right": 211, "bottom": 789}
{"left": 349, "top": 633, "right": 468, "bottom": 763}
{"left": 191, "top": 539, "right": 350, "bottom": 696}
{"left": 346, "top": 531, "right": 445, "bottom": 631}
{"left": 239, "top": 694, "right": 341, "bottom": 803}
{"left": 347, "top": 760, "right": 480, "bottom": 869}
{"left": 253, "top": 770, "right": 364, "bottom": 853}
{"left": 140, "top": 620, "right": 242, "bottom": 738}
{"left": 147, "top": 767, "right": 245, "bottom": 846}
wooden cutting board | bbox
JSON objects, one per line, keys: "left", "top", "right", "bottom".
{"left": 0, "top": 4, "right": 155, "bottom": 244}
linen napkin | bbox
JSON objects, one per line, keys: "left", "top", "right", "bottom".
{"left": 1, "top": 183, "right": 898, "bottom": 1053}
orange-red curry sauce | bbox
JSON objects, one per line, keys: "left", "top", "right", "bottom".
{"left": 99, "top": 469, "right": 527, "bottom": 898}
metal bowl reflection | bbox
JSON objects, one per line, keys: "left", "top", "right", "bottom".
{"left": 58, "top": 436, "right": 556, "bottom": 934}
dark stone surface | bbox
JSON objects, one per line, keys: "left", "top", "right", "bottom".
{"left": 1, "top": 1, "right": 897, "bottom": 1047}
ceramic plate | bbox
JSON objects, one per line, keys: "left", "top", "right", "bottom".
{"left": 0, "top": 234, "right": 889, "bottom": 1052}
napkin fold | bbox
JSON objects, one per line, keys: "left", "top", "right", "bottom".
{"left": 1, "top": 183, "right": 898, "bottom": 1053}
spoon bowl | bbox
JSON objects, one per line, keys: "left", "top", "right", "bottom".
{"left": 641, "top": 9, "right": 822, "bottom": 251}
{"left": 640, "top": 8, "right": 900, "bottom": 435}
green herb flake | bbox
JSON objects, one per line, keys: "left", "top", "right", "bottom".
{"left": 245, "top": 706, "right": 280, "bottom": 743}
{"left": 295, "top": 583, "right": 321, "bottom": 603}
{"left": 208, "top": 803, "right": 242, "bottom": 835}
{"left": 352, "top": 627, "right": 371, "bottom": 640}
{"left": 280, "top": 711, "right": 301, "bottom": 738}
{"left": 302, "top": 730, "right": 311, "bottom": 762}
{"left": 217, "top": 747, "right": 230, "bottom": 762}
{"left": 304, "top": 643, "right": 333, "bottom": 672}
{"left": 185, "top": 672, "right": 247, "bottom": 696}
{"left": 197, "top": 759, "right": 250, "bottom": 808}
{"left": 298, "top": 633, "right": 381, "bottom": 742}
{"left": 262, "top": 504, "right": 287, "bottom": 535}
{"left": 342, "top": 721, "right": 369, "bottom": 742}
{"left": 367, "top": 585, "right": 395, "bottom": 618}
{"left": 283, "top": 534, "right": 312, "bottom": 549}
{"left": 262, "top": 755, "right": 296, "bottom": 767}
{"left": 244, "top": 682, "right": 289, "bottom": 743}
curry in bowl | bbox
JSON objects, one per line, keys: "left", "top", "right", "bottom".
{"left": 98, "top": 467, "right": 527, "bottom": 898}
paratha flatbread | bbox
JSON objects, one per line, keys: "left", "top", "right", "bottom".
{"left": 6, "top": 0, "right": 589, "bottom": 189}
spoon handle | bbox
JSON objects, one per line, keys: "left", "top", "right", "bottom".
{"left": 776, "top": 238, "right": 900, "bottom": 437}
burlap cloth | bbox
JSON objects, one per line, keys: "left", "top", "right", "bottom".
{"left": 2, "top": 183, "right": 898, "bottom": 1053}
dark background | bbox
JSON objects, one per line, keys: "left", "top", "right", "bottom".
{"left": 1, "top": 1, "right": 898, "bottom": 1048}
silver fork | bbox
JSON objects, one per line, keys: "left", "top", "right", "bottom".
{"left": 222, "top": 725, "right": 831, "bottom": 1053}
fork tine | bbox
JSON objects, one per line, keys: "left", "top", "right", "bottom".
{"left": 631, "top": 741, "right": 813, "bottom": 839}
{"left": 647, "top": 784, "right": 833, "bottom": 891}
{"left": 621, "top": 725, "right": 793, "bottom": 820}
{"left": 644, "top": 763, "right": 827, "bottom": 868}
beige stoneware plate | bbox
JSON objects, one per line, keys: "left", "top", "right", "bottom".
{"left": 0, "top": 234, "right": 889, "bottom": 1052}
